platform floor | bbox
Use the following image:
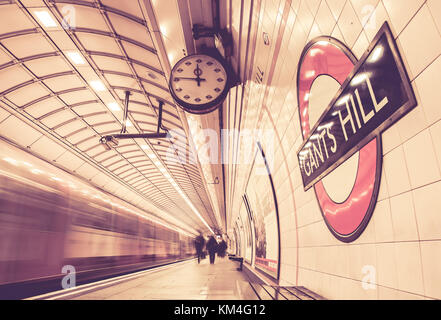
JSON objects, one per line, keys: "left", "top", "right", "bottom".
{"left": 69, "top": 256, "right": 249, "bottom": 300}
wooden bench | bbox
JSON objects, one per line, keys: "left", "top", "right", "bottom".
{"left": 228, "top": 257, "right": 325, "bottom": 300}
{"left": 228, "top": 255, "right": 244, "bottom": 271}
{"left": 248, "top": 283, "right": 326, "bottom": 300}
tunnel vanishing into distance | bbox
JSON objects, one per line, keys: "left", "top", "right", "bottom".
{"left": 0, "top": 0, "right": 440, "bottom": 301}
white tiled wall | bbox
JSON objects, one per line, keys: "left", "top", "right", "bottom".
{"left": 227, "top": 0, "right": 441, "bottom": 299}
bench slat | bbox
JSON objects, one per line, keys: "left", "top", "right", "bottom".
{"left": 261, "top": 284, "right": 287, "bottom": 300}
{"left": 274, "top": 287, "right": 301, "bottom": 300}
{"left": 284, "top": 287, "right": 314, "bottom": 300}
{"left": 295, "top": 286, "right": 326, "bottom": 300}
{"left": 236, "top": 281, "right": 260, "bottom": 300}
{"left": 248, "top": 282, "right": 273, "bottom": 300}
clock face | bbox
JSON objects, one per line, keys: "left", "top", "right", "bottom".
{"left": 169, "top": 54, "right": 229, "bottom": 114}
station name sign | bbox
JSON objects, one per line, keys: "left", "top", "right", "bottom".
{"left": 297, "top": 23, "right": 417, "bottom": 191}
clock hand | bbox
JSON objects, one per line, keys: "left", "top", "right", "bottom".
{"left": 195, "top": 64, "right": 202, "bottom": 87}
{"left": 174, "top": 77, "right": 206, "bottom": 81}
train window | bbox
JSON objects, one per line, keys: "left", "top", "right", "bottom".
{"left": 112, "top": 213, "right": 139, "bottom": 236}
{"left": 0, "top": 176, "right": 66, "bottom": 232}
{"left": 141, "top": 221, "right": 154, "bottom": 238}
{"left": 69, "top": 196, "right": 113, "bottom": 231}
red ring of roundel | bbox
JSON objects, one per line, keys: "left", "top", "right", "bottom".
{"left": 297, "top": 37, "right": 383, "bottom": 243}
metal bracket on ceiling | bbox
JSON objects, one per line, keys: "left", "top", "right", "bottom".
{"left": 192, "top": 24, "right": 233, "bottom": 58}
{"left": 191, "top": 0, "right": 233, "bottom": 58}
{"left": 99, "top": 94, "right": 168, "bottom": 150}
{"left": 120, "top": 90, "right": 131, "bottom": 134}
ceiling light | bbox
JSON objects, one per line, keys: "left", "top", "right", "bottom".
{"left": 159, "top": 25, "right": 167, "bottom": 36}
{"left": 34, "top": 11, "right": 58, "bottom": 28}
{"left": 89, "top": 80, "right": 106, "bottom": 91}
{"left": 3, "top": 157, "right": 18, "bottom": 165}
{"left": 108, "top": 102, "right": 121, "bottom": 111}
{"left": 126, "top": 120, "right": 133, "bottom": 127}
{"left": 66, "top": 51, "right": 86, "bottom": 65}
{"left": 31, "top": 169, "right": 43, "bottom": 175}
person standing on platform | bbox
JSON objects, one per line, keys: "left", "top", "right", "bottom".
{"left": 217, "top": 239, "right": 227, "bottom": 258}
{"left": 206, "top": 236, "right": 218, "bottom": 264}
{"left": 194, "top": 233, "right": 205, "bottom": 264}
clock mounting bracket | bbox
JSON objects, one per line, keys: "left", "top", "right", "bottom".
{"left": 99, "top": 96, "right": 168, "bottom": 150}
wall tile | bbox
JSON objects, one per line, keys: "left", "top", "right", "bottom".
{"left": 372, "top": 199, "right": 394, "bottom": 242}
{"left": 352, "top": 30, "right": 369, "bottom": 58}
{"left": 394, "top": 241, "right": 425, "bottom": 296}
{"left": 429, "top": 120, "right": 441, "bottom": 174}
{"left": 375, "top": 242, "right": 397, "bottom": 288}
{"left": 383, "top": 146, "right": 411, "bottom": 197}
{"left": 296, "top": 0, "right": 314, "bottom": 33}
{"left": 350, "top": 0, "right": 380, "bottom": 28}
{"left": 306, "top": 0, "right": 321, "bottom": 16}
{"left": 394, "top": 86, "right": 428, "bottom": 143}
{"left": 347, "top": 243, "right": 377, "bottom": 281}
{"left": 338, "top": 1, "right": 363, "bottom": 47}
{"left": 427, "top": 0, "right": 441, "bottom": 34}
{"left": 326, "top": 0, "right": 347, "bottom": 21}
{"left": 389, "top": 192, "right": 419, "bottom": 241}
{"left": 420, "top": 241, "right": 441, "bottom": 299}
{"left": 315, "top": 0, "right": 336, "bottom": 35}
{"left": 382, "top": 123, "right": 401, "bottom": 155}
{"left": 397, "top": 4, "right": 441, "bottom": 79}
{"left": 331, "top": 23, "right": 346, "bottom": 44}
{"left": 363, "top": 1, "right": 389, "bottom": 41}
{"left": 378, "top": 286, "right": 399, "bottom": 299}
{"left": 414, "top": 55, "right": 441, "bottom": 126}
{"left": 307, "top": 22, "right": 322, "bottom": 42}
{"left": 403, "top": 129, "right": 441, "bottom": 189}
{"left": 412, "top": 181, "right": 441, "bottom": 240}
{"left": 382, "top": 0, "right": 425, "bottom": 35}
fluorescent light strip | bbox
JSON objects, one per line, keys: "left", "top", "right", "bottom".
{"left": 107, "top": 102, "right": 121, "bottom": 111}
{"left": 186, "top": 117, "right": 223, "bottom": 230}
{"left": 89, "top": 80, "right": 106, "bottom": 91}
{"left": 140, "top": 143, "right": 214, "bottom": 234}
{"left": 34, "top": 10, "right": 57, "bottom": 28}
{"left": 66, "top": 51, "right": 86, "bottom": 65}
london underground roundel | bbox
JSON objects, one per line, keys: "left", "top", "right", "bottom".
{"left": 297, "top": 37, "right": 381, "bottom": 243}
{"left": 296, "top": 23, "right": 417, "bottom": 242}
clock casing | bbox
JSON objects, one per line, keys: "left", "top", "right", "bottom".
{"left": 169, "top": 53, "right": 231, "bottom": 114}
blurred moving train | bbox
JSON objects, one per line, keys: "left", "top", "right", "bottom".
{"left": 0, "top": 138, "right": 195, "bottom": 299}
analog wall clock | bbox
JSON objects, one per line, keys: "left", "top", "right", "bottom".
{"left": 169, "top": 53, "right": 231, "bottom": 114}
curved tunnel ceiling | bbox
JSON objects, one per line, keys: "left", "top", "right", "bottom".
{"left": 0, "top": 0, "right": 221, "bottom": 235}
